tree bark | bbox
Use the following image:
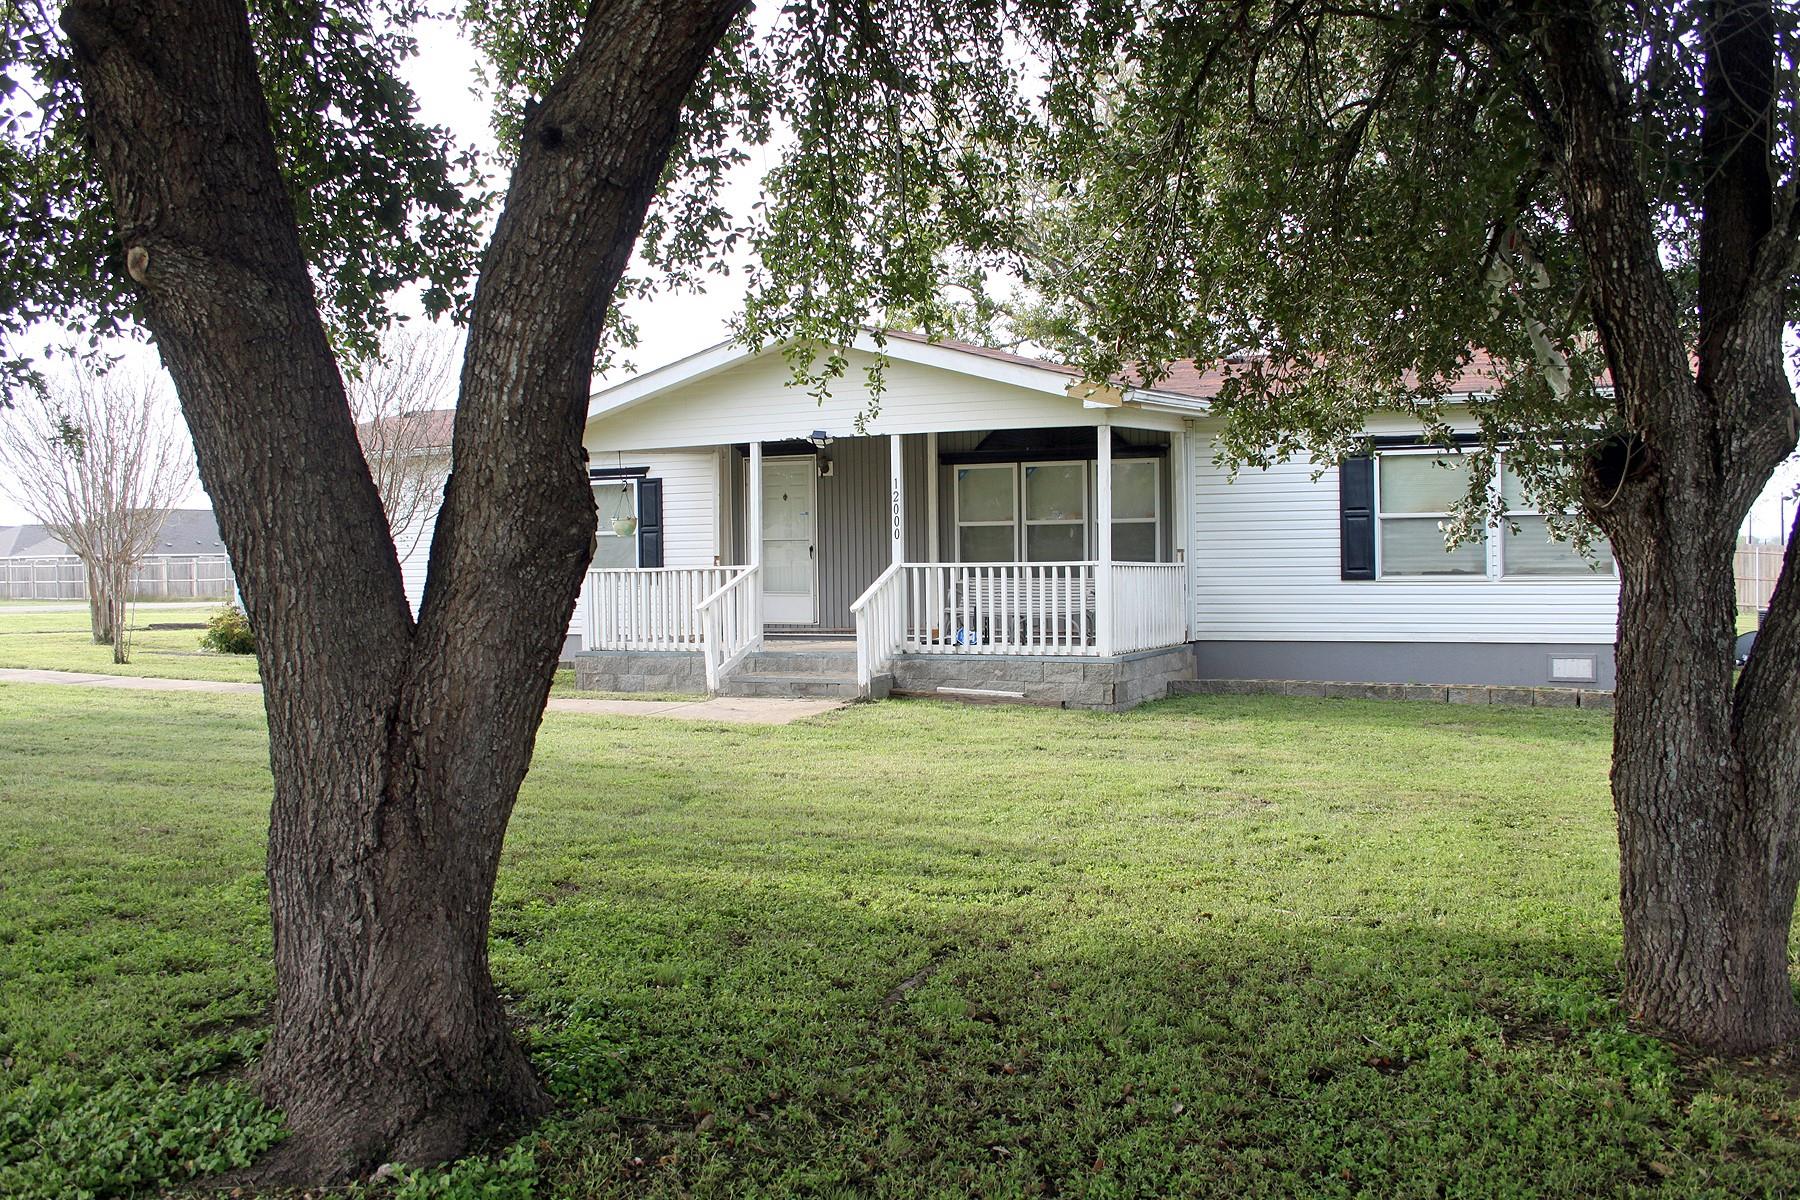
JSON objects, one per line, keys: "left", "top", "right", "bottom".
{"left": 1532, "top": 0, "right": 1800, "bottom": 1052}
{"left": 84, "top": 558, "right": 112, "bottom": 644}
{"left": 61, "top": 0, "right": 743, "bottom": 1179}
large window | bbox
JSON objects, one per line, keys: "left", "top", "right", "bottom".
{"left": 955, "top": 464, "right": 1018, "bottom": 562}
{"left": 1499, "top": 461, "right": 1612, "bottom": 576}
{"left": 953, "top": 456, "right": 1165, "bottom": 562}
{"left": 1111, "top": 459, "right": 1161, "bottom": 562}
{"left": 1023, "top": 461, "right": 1088, "bottom": 560}
{"left": 592, "top": 478, "right": 639, "bottom": 569}
{"left": 1377, "top": 454, "right": 1485, "bottom": 576}
{"left": 1375, "top": 451, "right": 1612, "bottom": 579}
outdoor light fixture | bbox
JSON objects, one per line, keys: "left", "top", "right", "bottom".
{"left": 807, "top": 429, "right": 834, "bottom": 449}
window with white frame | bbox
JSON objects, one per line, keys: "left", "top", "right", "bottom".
{"left": 1499, "top": 459, "right": 1614, "bottom": 576}
{"left": 1023, "top": 461, "right": 1087, "bottom": 561}
{"left": 1376, "top": 451, "right": 1613, "bottom": 579}
{"left": 592, "top": 478, "right": 639, "bottom": 569}
{"left": 1111, "top": 458, "right": 1161, "bottom": 561}
{"left": 953, "top": 456, "right": 1166, "bottom": 563}
{"left": 955, "top": 464, "right": 1018, "bottom": 562}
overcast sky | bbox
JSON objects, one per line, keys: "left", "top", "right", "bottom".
{"left": 1, "top": 18, "right": 1795, "bottom": 532}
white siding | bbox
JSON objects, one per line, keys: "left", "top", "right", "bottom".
{"left": 1187, "top": 420, "right": 1619, "bottom": 644}
{"left": 587, "top": 347, "right": 1181, "bottom": 451}
{"left": 396, "top": 482, "right": 441, "bottom": 615}
{"left": 568, "top": 446, "right": 721, "bottom": 644}
{"left": 392, "top": 450, "right": 718, "bottom": 650}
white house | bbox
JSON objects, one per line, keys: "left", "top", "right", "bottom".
{"left": 552, "top": 331, "right": 1619, "bottom": 709}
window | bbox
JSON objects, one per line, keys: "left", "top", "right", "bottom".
{"left": 1111, "top": 459, "right": 1161, "bottom": 562}
{"left": 1375, "top": 451, "right": 1614, "bottom": 579}
{"left": 1377, "top": 454, "right": 1485, "bottom": 576}
{"left": 955, "top": 464, "right": 1018, "bottom": 562}
{"left": 1024, "top": 461, "right": 1087, "bottom": 561}
{"left": 1499, "top": 461, "right": 1613, "bottom": 576}
{"left": 592, "top": 478, "right": 638, "bottom": 569}
{"left": 952, "top": 454, "right": 1168, "bottom": 563}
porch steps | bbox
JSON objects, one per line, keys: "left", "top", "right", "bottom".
{"left": 719, "top": 644, "right": 884, "bottom": 700}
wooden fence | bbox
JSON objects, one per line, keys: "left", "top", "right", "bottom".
{"left": 1736, "top": 540, "right": 1788, "bottom": 613}
{"left": 1, "top": 554, "right": 235, "bottom": 601}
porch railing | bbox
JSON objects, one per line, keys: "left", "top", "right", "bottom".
{"left": 850, "top": 562, "right": 906, "bottom": 687}
{"left": 900, "top": 562, "right": 1101, "bottom": 655}
{"left": 1110, "top": 562, "right": 1189, "bottom": 653}
{"left": 585, "top": 566, "right": 742, "bottom": 652}
{"left": 697, "top": 565, "right": 761, "bottom": 692}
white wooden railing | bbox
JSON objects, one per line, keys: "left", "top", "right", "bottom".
{"left": 850, "top": 562, "right": 906, "bottom": 687}
{"left": 697, "top": 565, "right": 761, "bottom": 692}
{"left": 585, "top": 566, "right": 741, "bottom": 652}
{"left": 1110, "top": 562, "right": 1189, "bottom": 653}
{"left": 899, "top": 562, "right": 1101, "bottom": 655}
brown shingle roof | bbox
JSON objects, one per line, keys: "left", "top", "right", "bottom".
{"left": 881, "top": 332, "right": 1571, "bottom": 402}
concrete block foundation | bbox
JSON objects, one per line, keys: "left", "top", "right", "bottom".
{"left": 890, "top": 644, "right": 1194, "bottom": 712}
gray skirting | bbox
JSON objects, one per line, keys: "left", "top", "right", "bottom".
{"left": 1171, "top": 677, "right": 1614, "bottom": 709}
{"left": 1192, "top": 640, "right": 1616, "bottom": 690}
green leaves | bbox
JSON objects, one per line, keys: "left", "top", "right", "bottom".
{"left": 0, "top": 0, "right": 488, "bottom": 390}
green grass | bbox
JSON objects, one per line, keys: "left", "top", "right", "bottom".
{"left": 2, "top": 685, "right": 1798, "bottom": 1198}
{"left": 0, "top": 603, "right": 259, "bottom": 683}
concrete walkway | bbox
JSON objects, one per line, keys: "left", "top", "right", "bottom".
{"left": 0, "top": 668, "right": 845, "bottom": 726}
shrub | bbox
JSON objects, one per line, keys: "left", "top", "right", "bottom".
{"left": 199, "top": 605, "right": 255, "bottom": 655}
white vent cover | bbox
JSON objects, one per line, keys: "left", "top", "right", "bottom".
{"left": 1549, "top": 655, "right": 1598, "bottom": 683}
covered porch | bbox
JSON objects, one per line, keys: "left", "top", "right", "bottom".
{"left": 578, "top": 419, "right": 1193, "bottom": 699}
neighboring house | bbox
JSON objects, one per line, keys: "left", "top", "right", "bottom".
{"left": 564, "top": 331, "right": 1618, "bottom": 708}
{"left": 0, "top": 508, "right": 234, "bottom": 599}
{"left": 361, "top": 408, "right": 456, "bottom": 613}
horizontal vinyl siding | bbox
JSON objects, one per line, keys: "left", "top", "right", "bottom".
{"left": 1188, "top": 424, "right": 1619, "bottom": 644}
{"left": 587, "top": 348, "right": 1181, "bottom": 451}
{"left": 397, "top": 471, "right": 446, "bottom": 615}
{"left": 569, "top": 446, "right": 720, "bottom": 643}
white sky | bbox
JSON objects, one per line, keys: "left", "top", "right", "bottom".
{"left": 1, "top": 17, "right": 1796, "bottom": 534}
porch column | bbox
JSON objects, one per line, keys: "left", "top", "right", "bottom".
{"left": 925, "top": 431, "right": 940, "bottom": 562}
{"left": 889, "top": 433, "right": 906, "bottom": 567}
{"left": 1096, "top": 422, "right": 1114, "bottom": 656}
{"left": 1172, "top": 424, "right": 1190, "bottom": 639}
{"left": 748, "top": 441, "right": 764, "bottom": 631}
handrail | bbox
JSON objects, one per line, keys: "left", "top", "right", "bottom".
{"left": 697, "top": 565, "right": 761, "bottom": 692}
{"left": 851, "top": 561, "right": 906, "bottom": 688}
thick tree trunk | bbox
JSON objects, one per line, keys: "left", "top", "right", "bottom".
{"left": 1533, "top": 0, "right": 1800, "bottom": 1051}
{"left": 62, "top": 0, "right": 743, "bottom": 1180}
{"left": 1608, "top": 490, "right": 1800, "bottom": 1051}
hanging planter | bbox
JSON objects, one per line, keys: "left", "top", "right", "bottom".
{"left": 611, "top": 515, "right": 639, "bottom": 538}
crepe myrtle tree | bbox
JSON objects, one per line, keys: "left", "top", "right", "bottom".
{"left": 0, "top": 0, "right": 1091, "bottom": 1181}
{"left": 0, "top": 365, "right": 192, "bottom": 652}
{"left": 749, "top": 0, "right": 1800, "bottom": 1050}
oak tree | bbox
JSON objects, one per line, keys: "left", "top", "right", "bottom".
{"left": 757, "top": 0, "right": 1800, "bottom": 1051}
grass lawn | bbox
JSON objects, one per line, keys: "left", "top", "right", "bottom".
{"left": 2, "top": 685, "right": 1798, "bottom": 1198}
{"left": 0, "top": 603, "right": 259, "bottom": 684}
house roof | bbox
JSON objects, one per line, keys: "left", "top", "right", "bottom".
{"left": 356, "top": 407, "right": 457, "bottom": 449}
{"left": 587, "top": 331, "right": 1559, "bottom": 431}
{"left": 0, "top": 509, "right": 226, "bottom": 559}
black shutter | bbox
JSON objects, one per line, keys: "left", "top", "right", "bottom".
{"left": 636, "top": 478, "right": 664, "bottom": 568}
{"left": 1339, "top": 455, "right": 1376, "bottom": 580}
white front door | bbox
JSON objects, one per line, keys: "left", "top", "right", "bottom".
{"left": 760, "top": 456, "right": 817, "bottom": 624}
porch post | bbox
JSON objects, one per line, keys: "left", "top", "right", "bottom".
{"left": 748, "top": 440, "right": 764, "bottom": 632}
{"left": 1173, "top": 424, "right": 1190, "bottom": 639}
{"left": 889, "top": 433, "right": 906, "bottom": 567}
{"left": 925, "top": 431, "right": 940, "bottom": 562}
{"left": 1096, "top": 422, "right": 1114, "bottom": 656}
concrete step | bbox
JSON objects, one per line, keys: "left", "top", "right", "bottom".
{"left": 722, "top": 671, "right": 863, "bottom": 699}
{"left": 738, "top": 649, "right": 859, "bottom": 676}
